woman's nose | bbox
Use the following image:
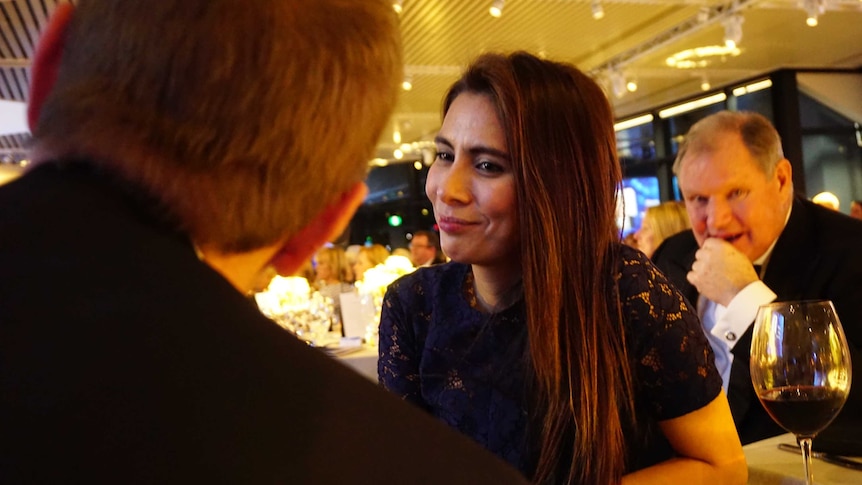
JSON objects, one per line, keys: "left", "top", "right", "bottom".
{"left": 436, "top": 163, "right": 471, "bottom": 205}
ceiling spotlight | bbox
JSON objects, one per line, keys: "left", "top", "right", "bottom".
{"left": 392, "top": 0, "right": 403, "bottom": 14}
{"left": 401, "top": 75, "right": 413, "bottom": 91}
{"left": 489, "top": 0, "right": 504, "bottom": 18}
{"left": 393, "top": 129, "right": 402, "bottom": 144}
{"left": 626, "top": 80, "right": 638, "bottom": 92}
{"left": 591, "top": 0, "right": 605, "bottom": 20}
{"left": 722, "top": 13, "right": 744, "bottom": 49}
{"left": 803, "top": 0, "right": 825, "bottom": 26}
{"left": 700, "top": 77, "right": 711, "bottom": 91}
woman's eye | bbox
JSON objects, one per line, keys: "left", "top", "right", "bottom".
{"left": 476, "top": 160, "right": 503, "bottom": 173}
{"left": 434, "top": 151, "right": 454, "bottom": 163}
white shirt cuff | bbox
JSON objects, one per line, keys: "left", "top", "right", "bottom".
{"left": 711, "top": 281, "right": 777, "bottom": 351}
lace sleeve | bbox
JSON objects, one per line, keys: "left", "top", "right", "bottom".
{"left": 378, "top": 282, "right": 428, "bottom": 410}
{"left": 620, "top": 250, "right": 722, "bottom": 420}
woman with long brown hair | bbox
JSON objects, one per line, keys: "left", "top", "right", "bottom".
{"left": 378, "top": 52, "right": 746, "bottom": 484}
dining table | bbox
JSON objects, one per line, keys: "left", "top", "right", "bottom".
{"left": 744, "top": 433, "right": 861, "bottom": 484}
{"left": 331, "top": 344, "right": 378, "bottom": 382}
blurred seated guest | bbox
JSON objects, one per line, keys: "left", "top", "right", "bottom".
{"left": 353, "top": 243, "right": 389, "bottom": 282}
{"left": 344, "top": 244, "right": 361, "bottom": 282}
{"left": 410, "top": 230, "right": 444, "bottom": 267}
{"left": 812, "top": 191, "right": 840, "bottom": 211}
{"left": 379, "top": 52, "right": 746, "bottom": 484}
{"left": 315, "top": 246, "right": 354, "bottom": 329}
{"left": 0, "top": 1, "right": 529, "bottom": 483}
{"left": 850, "top": 199, "right": 862, "bottom": 220}
{"left": 315, "top": 246, "right": 354, "bottom": 289}
{"left": 633, "top": 200, "right": 690, "bottom": 259}
{"left": 391, "top": 247, "right": 412, "bottom": 260}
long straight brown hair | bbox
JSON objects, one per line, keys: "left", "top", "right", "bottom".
{"left": 443, "top": 52, "right": 636, "bottom": 484}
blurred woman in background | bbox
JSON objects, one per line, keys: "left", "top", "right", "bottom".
{"left": 633, "top": 200, "right": 690, "bottom": 259}
{"left": 353, "top": 244, "right": 389, "bottom": 282}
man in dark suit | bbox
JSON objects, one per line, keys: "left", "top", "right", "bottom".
{"left": 0, "top": 1, "right": 528, "bottom": 483}
{"left": 653, "top": 110, "right": 862, "bottom": 445}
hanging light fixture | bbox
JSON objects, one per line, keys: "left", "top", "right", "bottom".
{"left": 489, "top": 0, "right": 505, "bottom": 18}
{"left": 722, "top": 13, "right": 744, "bottom": 49}
{"left": 392, "top": 122, "right": 402, "bottom": 144}
{"left": 609, "top": 68, "right": 626, "bottom": 98}
{"left": 803, "top": 0, "right": 825, "bottom": 26}
{"left": 591, "top": 0, "right": 605, "bottom": 20}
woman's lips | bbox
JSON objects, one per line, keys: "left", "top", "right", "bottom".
{"left": 437, "top": 216, "right": 475, "bottom": 233}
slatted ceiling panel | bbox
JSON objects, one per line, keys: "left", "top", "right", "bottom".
{"left": 0, "top": 68, "right": 25, "bottom": 99}
{"left": 0, "top": 132, "right": 28, "bottom": 149}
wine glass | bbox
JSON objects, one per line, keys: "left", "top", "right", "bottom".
{"left": 750, "top": 300, "right": 852, "bottom": 485}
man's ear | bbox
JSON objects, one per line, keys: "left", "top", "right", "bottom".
{"left": 27, "top": 2, "right": 75, "bottom": 131}
{"left": 269, "top": 182, "right": 368, "bottom": 276}
{"left": 775, "top": 158, "right": 793, "bottom": 192}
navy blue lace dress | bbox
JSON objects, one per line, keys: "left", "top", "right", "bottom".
{"left": 378, "top": 244, "right": 722, "bottom": 478}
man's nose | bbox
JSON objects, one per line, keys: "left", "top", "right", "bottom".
{"left": 706, "top": 198, "right": 732, "bottom": 231}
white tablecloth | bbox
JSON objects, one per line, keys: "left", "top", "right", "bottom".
{"left": 333, "top": 345, "right": 378, "bottom": 382}
{"left": 745, "top": 433, "right": 860, "bottom": 484}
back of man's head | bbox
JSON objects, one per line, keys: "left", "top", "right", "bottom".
{"left": 673, "top": 110, "right": 784, "bottom": 177}
{"left": 31, "top": 0, "right": 402, "bottom": 252}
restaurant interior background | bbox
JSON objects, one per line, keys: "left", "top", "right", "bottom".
{"left": 2, "top": 0, "right": 861, "bottom": 250}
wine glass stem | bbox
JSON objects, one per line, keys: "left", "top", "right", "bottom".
{"left": 798, "top": 436, "right": 814, "bottom": 485}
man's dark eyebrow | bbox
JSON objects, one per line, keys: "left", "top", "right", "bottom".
{"left": 433, "top": 135, "right": 510, "bottom": 161}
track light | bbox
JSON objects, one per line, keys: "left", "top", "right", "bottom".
{"left": 803, "top": 0, "right": 825, "bottom": 26}
{"left": 489, "top": 0, "right": 504, "bottom": 18}
{"left": 591, "top": 0, "right": 605, "bottom": 20}
{"left": 722, "top": 13, "right": 744, "bottom": 49}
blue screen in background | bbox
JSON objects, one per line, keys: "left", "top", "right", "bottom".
{"left": 617, "top": 176, "right": 660, "bottom": 237}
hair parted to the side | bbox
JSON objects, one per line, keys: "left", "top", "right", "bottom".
{"left": 443, "top": 51, "right": 636, "bottom": 484}
{"left": 32, "top": 0, "right": 402, "bottom": 252}
{"left": 673, "top": 110, "right": 785, "bottom": 176}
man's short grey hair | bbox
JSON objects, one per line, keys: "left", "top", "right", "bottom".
{"left": 672, "top": 110, "right": 785, "bottom": 176}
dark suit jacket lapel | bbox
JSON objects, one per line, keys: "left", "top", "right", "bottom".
{"left": 761, "top": 197, "right": 819, "bottom": 301}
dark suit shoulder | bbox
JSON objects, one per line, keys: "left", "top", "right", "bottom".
{"left": 652, "top": 230, "right": 698, "bottom": 264}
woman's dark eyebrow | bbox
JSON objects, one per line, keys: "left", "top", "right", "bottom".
{"left": 433, "top": 135, "right": 510, "bottom": 161}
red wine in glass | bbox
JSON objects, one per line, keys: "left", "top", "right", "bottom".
{"left": 758, "top": 385, "right": 846, "bottom": 437}
{"left": 751, "top": 300, "right": 852, "bottom": 485}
